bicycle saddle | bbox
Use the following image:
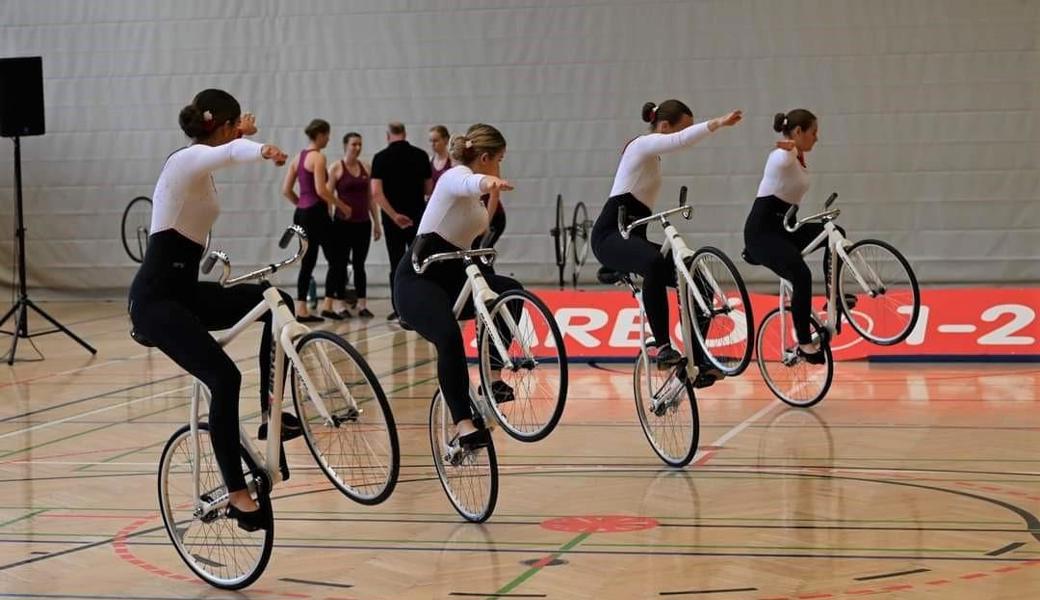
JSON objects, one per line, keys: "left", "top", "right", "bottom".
{"left": 741, "top": 249, "right": 762, "bottom": 266}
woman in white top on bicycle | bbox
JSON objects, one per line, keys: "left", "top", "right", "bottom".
{"left": 128, "top": 89, "right": 296, "bottom": 531}
{"left": 743, "top": 109, "right": 845, "bottom": 364}
{"left": 394, "top": 124, "right": 520, "bottom": 450}
{"left": 591, "top": 99, "right": 742, "bottom": 381}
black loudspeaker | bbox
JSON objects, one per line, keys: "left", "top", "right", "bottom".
{"left": 0, "top": 56, "right": 45, "bottom": 138}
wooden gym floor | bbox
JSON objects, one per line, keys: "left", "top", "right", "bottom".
{"left": 0, "top": 300, "right": 1037, "bottom": 599}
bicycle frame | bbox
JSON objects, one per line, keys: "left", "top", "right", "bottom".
{"left": 188, "top": 228, "right": 358, "bottom": 518}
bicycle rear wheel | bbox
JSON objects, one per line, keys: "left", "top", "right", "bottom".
{"left": 158, "top": 423, "right": 273, "bottom": 590}
{"left": 755, "top": 308, "right": 833, "bottom": 408}
{"left": 551, "top": 194, "right": 567, "bottom": 288}
{"left": 838, "top": 239, "right": 920, "bottom": 346}
{"left": 570, "top": 201, "right": 591, "bottom": 287}
{"left": 633, "top": 350, "right": 699, "bottom": 467}
{"left": 684, "top": 247, "right": 754, "bottom": 376}
{"left": 478, "top": 289, "right": 568, "bottom": 442}
{"left": 121, "top": 196, "right": 152, "bottom": 263}
{"left": 292, "top": 330, "right": 400, "bottom": 505}
{"left": 429, "top": 392, "right": 498, "bottom": 522}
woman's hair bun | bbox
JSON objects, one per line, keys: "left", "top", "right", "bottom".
{"left": 773, "top": 112, "right": 787, "bottom": 133}
{"left": 641, "top": 102, "right": 657, "bottom": 124}
{"left": 179, "top": 104, "right": 208, "bottom": 139}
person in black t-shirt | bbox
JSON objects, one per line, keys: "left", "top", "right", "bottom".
{"left": 370, "top": 121, "right": 433, "bottom": 320}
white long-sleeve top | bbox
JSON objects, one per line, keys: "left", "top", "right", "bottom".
{"left": 416, "top": 165, "right": 488, "bottom": 249}
{"left": 150, "top": 139, "right": 265, "bottom": 245}
{"left": 608, "top": 122, "right": 714, "bottom": 209}
{"left": 755, "top": 147, "right": 810, "bottom": 205}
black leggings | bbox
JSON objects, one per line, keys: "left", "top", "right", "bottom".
{"left": 395, "top": 234, "right": 522, "bottom": 424}
{"left": 473, "top": 208, "right": 507, "bottom": 249}
{"left": 294, "top": 204, "right": 340, "bottom": 300}
{"left": 332, "top": 219, "right": 372, "bottom": 299}
{"left": 591, "top": 194, "right": 707, "bottom": 362}
{"left": 744, "top": 195, "right": 844, "bottom": 345}
{"left": 129, "top": 230, "right": 294, "bottom": 492}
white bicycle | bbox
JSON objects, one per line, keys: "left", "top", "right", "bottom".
{"left": 415, "top": 247, "right": 567, "bottom": 522}
{"left": 602, "top": 187, "right": 753, "bottom": 467}
{"left": 150, "top": 226, "right": 400, "bottom": 589}
{"left": 748, "top": 193, "right": 921, "bottom": 407}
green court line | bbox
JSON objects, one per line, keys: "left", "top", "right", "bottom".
{"left": 489, "top": 531, "right": 591, "bottom": 599}
{"left": 0, "top": 509, "right": 47, "bottom": 529}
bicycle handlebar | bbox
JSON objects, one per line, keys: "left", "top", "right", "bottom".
{"left": 202, "top": 225, "right": 309, "bottom": 287}
{"left": 783, "top": 193, "right": 841, "bottom": 233}
{"left": 412, "top": 247, "right": 497, "bottom": 275}
{"left": 618, "top": 186, "right": 693, "bottom": 240}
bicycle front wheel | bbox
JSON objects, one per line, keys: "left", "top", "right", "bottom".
{"left": 158, "top": 423, "right": 273, "bottom": 590}
{"left": 121, "top": 196, "right": 152, "bottom": 263}
{"left": 292, "top": 330, "right": 400, "bottom": 505}
{"left": 570, "top": 201, "right": 591, "bottom": 287}
{"left": 838, "top": 239, "right": 920, "bottom": 346}
{"left": 755, "top": 308, "right": 833, "bottom": 408}
{"left": 633, "top": 350, "right": 699, "bottom": 467}
{"left": 684, "top": 247, "right": 754, "bottom": 376}
{"left": 429, "top": 392, "right": 498, "bottom": 522}
{"left": 478, "top": 289, "right": 568, "bottom": 442}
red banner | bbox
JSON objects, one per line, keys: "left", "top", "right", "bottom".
{"left": 463, "top": 288, "right": 1040, "bottom": 361}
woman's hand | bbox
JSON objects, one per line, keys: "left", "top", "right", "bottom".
{"left": 238, "top": 112, "right": 258, "bottom": 136}
{"left": 391, "top": 213, "right": 413, "bottom": 228}
{"left": 373, "top": 224, "right": 382, "bottom": 241}
{"left": 261, "top": 144, "right": 287, "bottom": 166}
{"left": 715, "top": 110, "right": 743, "bottom": 128}
{"left": 481, "top": 176, "right": 514, "bottom": 194}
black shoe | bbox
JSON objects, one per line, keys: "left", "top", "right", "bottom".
{"left": 321, "top": 310, "right": 344, "bottom": 321}
{"left": 387, "top": 311, "right": 399, "bottom": 322}
{"left": 399, "top": 319, "right": 414, "bottom": 331}
{"left": 480, "top": 380, "right": 515, "bottom": 404}
{"left": 653, "top": 345, "right": 683, "bottom": 370}
{"left": 458, "top": 428, "right": 492, "bottom": 451}
{"left": 797, "top": 346, "right": 827, "bottom": 365}
{"left": 358, "top": 308, "right": 374, "bottom": 319}
{"left": 693, "top": 365, "right": 725, "bottom": 389}
{"left": 225, "top": 504, "right": 269, "bottom": 532}
{"left": 258, "top": 412, "right": 303, "bottom": 442}
{"left": 297, "top": 314, "right": 324, "bottom": 323}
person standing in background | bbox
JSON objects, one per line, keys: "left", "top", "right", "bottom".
{"left": 428, "top": 125, "right": 452, "bottom": 191}
{"left": 370, "top": 121, "right": 432, "bottom": 321}
{"left": 328, "top": 132, "right": 380, "bottom": 319}
{"left": 281, "top": 119, "right": 352, "bottom": 322}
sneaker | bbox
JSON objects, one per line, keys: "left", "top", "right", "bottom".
{"left": 457, "top": 428, "right": 492, "bottom": 451}
{"left": 387, "top": 311, "right": 399, "bottom": 322}
{"left": 358, "top": 308, "right": 375, "bottom": 319}
{"left": 258, "top": 412, "right": 303, "bottom": 442}
{"left": 480, "top": 380, "right": 515, "bottom": 404}
{"left": 796, "top": 346, "right": 827, "bottom": 365}
{"left": 297, "top": 314, "right": 324, "bottom": 324}
{"left": 651, "top": 344, "right": 683, "bottom": 370}
{"left": 225, "top": 504, "right": 269, "bottom": 532}
{"left": 320, "top": 310, "right": 344, "bottom": 321}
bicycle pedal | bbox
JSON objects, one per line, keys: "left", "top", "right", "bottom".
{"left": 331, "top": 407, "right": 361, "bottom": 426}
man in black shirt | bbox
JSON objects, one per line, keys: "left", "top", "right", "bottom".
{"left": 370, "top": 122, "right": 433, "bottom": 320}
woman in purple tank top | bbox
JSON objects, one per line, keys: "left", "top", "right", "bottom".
{"left": 327, "top": 132, "right": 380, "bottom": 318}
{"left": 281, "top": 119, "right": 352, "bottom": 321}
{"left": 428, "top": 125, "right": 452, "bottom": 192}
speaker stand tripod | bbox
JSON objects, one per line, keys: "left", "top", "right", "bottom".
{"left": 0, "top": 135, "right": 96, "bottom": 364}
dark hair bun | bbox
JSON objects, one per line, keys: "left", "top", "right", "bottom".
{"left": 773, "top": 112, "right": 787, "bottom": 133}
{"left": 179, "top": 104, "right": 208, "bottom": 139}
{"left": 641, "top": 102, "right": 657, "bottom": 123}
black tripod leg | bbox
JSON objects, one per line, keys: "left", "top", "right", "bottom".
{"left": 25, "top": 299, "right": 97, "bottom": 354}
{"left": 0, "top": 303, "right": 18, "bottom": 329}
{"left": 5, "top": 303, "right": 25, "bottom": 365}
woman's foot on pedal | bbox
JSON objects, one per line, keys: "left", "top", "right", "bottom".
{"left": 458, "top": 428, "right": 492, "bottom": 451}
{"left": 797, "top": 344, "right": 826, "bottom": 365}
{"left": 480, "top": 380, "right": 515, "bottom": 404}
{"left": 225, "top": 503, "right": 268, "bottom": 532}
{"left": 693, "top": 365, "right": 724, "bottom": 389}
{"left": 651, "top": 344, "right": 683, "bottom": 370}
{"left": 258, "top": 412, "right": 303, "bottom": 441}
